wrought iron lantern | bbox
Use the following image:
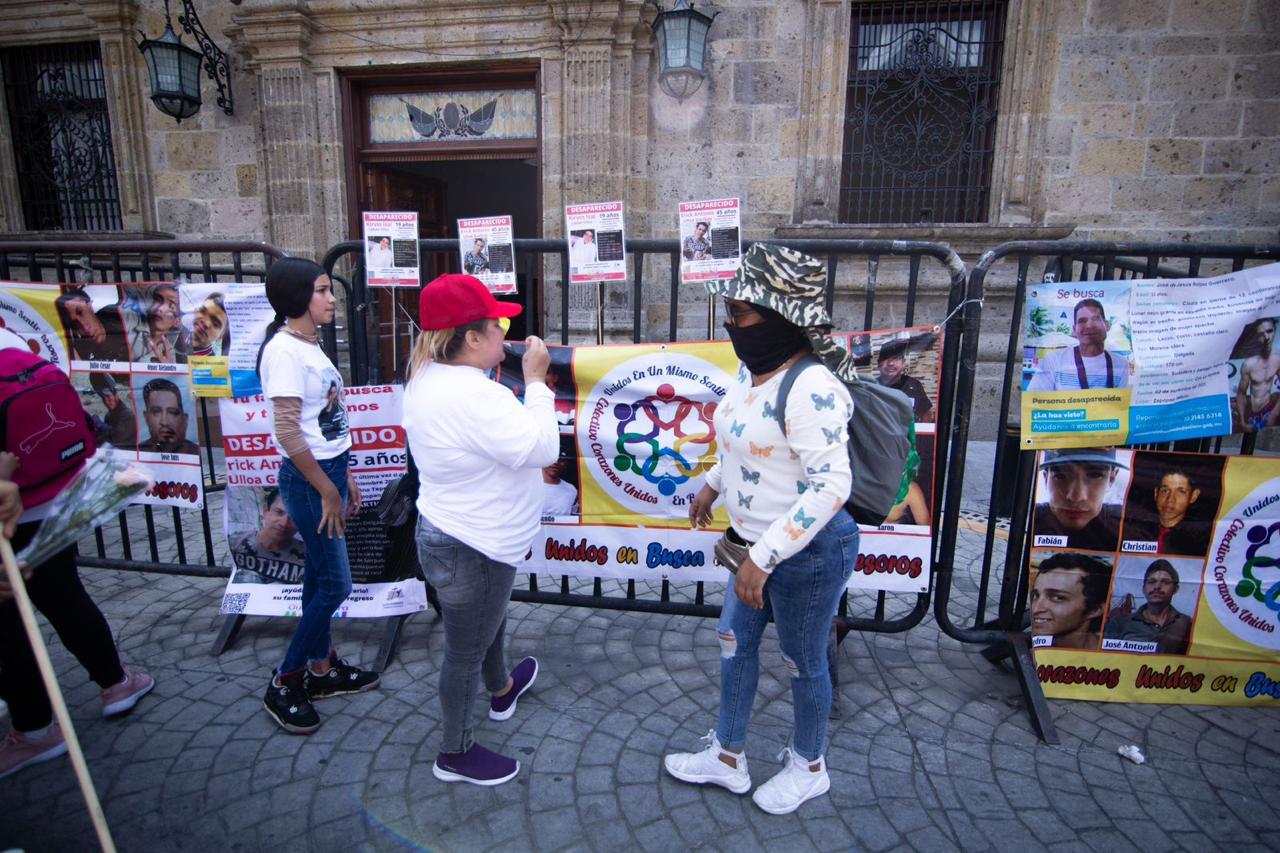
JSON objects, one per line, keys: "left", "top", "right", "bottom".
{"left": 652, "top": 0, "right": 716, "bottom": 102}
{"left": 137, "top": 0, "right": 234, "bottom": 122}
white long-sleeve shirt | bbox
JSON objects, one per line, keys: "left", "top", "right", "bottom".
{"left": 402, "top": 361, "right": 558, "bottom": 565}
{"left": 704, "top": 363, "right": 853, "bottom": 572}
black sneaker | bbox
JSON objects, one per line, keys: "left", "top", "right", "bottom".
{"left": 263, "top": 669, "right": 320, "bottom": 735}
{"left": 305, "top": 655, "right": 381, "bottom": 700}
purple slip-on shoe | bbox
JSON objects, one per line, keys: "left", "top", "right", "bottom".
{"left": 432, "top": 743, "right": 520, "bottom": 786}
{"left": 490, "top": 656, "right": 538, "bottom": 721}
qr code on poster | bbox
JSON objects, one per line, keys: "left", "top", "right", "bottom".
{"left": 221, "top": 593, "right": 251, "bottom": 614}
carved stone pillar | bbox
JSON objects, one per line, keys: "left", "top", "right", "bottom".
{"left": 230, "top": 1, "right": 326, "bottom": 258}
{"left": 75, "top": 0, "right": 156, "bottom": 231}
{"left": 793, "top": 1, "right": 852, "bottom": 224}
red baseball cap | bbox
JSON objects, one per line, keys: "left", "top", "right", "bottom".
{"left": 418, "top": 273, "right": 522, "bottom": 331}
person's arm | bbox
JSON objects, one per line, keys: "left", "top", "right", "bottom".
{"left": 1236, "top": 365, "right": 1253, "bottom": 431}
{"left": 0, "top": 479, "right": 27, "bottom": 603}
{"left": 690, "top": 461, "right": 722, "bottom": 529}
{"left": 458, "top": 337, "right": 558, "bottom": 470}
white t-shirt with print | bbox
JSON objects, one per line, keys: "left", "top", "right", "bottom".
{"left": 259, "top": 332, "right": 352, "bottom": 460}
{"left": 704, "top": 362, "right": 853, "bottom": 573}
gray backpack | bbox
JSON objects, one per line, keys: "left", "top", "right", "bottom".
{"left": 775, "top": 354, "right": 919, "bottom": 526}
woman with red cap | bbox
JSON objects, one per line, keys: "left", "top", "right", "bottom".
{"left": 403, "top": 273, "right": 558, "bottom": 786}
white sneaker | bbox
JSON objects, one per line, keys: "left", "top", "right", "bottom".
{"left": 751, "top": 747, "right": 830, "bottom": 814}
{"left": 663, "top": 730, "right": 751, "bottom": 794}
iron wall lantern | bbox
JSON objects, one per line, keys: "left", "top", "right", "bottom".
{"left": 652, "top": 0, "right": 716, "bottom": 102}
{"left": 136, "top": 0, "right": 234, "bottom": 122}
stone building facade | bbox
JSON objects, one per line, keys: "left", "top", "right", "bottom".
{"left": 0, "top": 0, "right": 1275, "bottom": 329}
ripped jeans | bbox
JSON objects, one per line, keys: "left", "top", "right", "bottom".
{"left": 716, "top": 509, "right": 858, "bottom": 761}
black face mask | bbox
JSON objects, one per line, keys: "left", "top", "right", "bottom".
{"left": 724, "top": 308, "right": 808, "bottom": 375}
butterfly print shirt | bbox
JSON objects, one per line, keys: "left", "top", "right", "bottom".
{"left": 704, "top": 362, "right": 853, "bottom": 572}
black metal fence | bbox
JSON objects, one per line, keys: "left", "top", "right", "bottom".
{"left": 935, "top": 241, "right": 1280, "bottom": 741}
{"left": 324, "top": 237, "right": 969, "bottom": 633}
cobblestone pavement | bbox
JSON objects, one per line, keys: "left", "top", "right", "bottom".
{"left": 2, "top": 445, "right": 1278, "bottom": 852}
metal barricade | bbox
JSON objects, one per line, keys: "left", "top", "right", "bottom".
{"left": 939, "top": 241, "right": 1280, "bottom": 742}
{"left": 0, "top": 240, "right": 285, "bottom": 586}
{"left": 323, "top": 237, "right": 968, "bottom": 635}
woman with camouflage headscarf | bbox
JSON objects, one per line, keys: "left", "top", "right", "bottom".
{"left": 663, "top": 243, "right": 859, "bottom": 815}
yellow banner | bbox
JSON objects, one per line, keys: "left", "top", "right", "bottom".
{"left": 1020, "top": 387, "right": 1131, "bottom": 449}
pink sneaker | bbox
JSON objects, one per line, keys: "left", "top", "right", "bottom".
{"left": 101, "top": 668, "right": 155, "bottom": 717}
{"left": 0, "top": 724, "right": 67, "bottom": 779}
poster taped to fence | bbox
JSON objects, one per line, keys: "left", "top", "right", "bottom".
{"left": 493, "top": 331, "right": 941, "bottom": 594}
{"left": 1027, "top": 447, "right": 1280, "bottom": 705}
{"left": 218, "top": 384, "right": 429, "bottom": 618}
{"left": 458, "top": 215, "right": 516, "bottom": 294}
{"left": 565, "top": 201, "right": 626, "bottom": 284}
{"left": 1021, "top": 261, "right": 1280, "bottom": 448}
{"left": 0, "top": 281, "right": 205, "bottom": 509}
{"left": 177, "top": 281, "right": 276, "bottom": 398}
{"left": 678, "top": 198, "right": 742, "bottom": 284}
{"left": 363, "top": 211, "right": 421, "bottom": 288}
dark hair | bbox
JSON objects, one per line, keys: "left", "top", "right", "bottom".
{"left": 55, "top": 286, "right": 91, "bottom": 330}
{"left": 1073, "top": 298, "right": 1107, "bottom": 324}
{"left": 263, "top": 487, "right": 282, "bottom": 510}
{"left": 142, "top": 377, "right": 184, "bottom": 412}
{"left": 1156, "top": 465, "right": 1197, "bottom": 492}
{"left": 695, "top": 221, "right": 709, "bottom": 231}
{"left": 1143, "top": 559, "right": 1179, "bottom": 588}
{"left": 878, "top": 339, "right": 910, "bottom": 363}
{"left": 256, "top": 257, "right": 326, "bottom": 373}
{"left": 1037, "top": 552, "right": 1112, "bottom": 625}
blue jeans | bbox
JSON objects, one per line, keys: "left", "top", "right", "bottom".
{"left": 716, "top": 509, "right": 858, "bottom": 761}
{"left": 277, "top": 453, "right": 352, "bottom": 675}
{"left": 415, "top": 518, "right": 515, "bottom": 754}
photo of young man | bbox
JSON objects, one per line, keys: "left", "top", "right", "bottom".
{"left": 1121, "top": 454, "right": 1223, "bottom": 558}
{"left": 230, "top": 487, "right": 306, "bottom": 585}
{"left": 1027, "top": 298, "right": 1130, "bottom": 391}
{"left": 1103, "top": 557, "right": 1196, "bottom": 655}
{"left": 1030, "top": 551, "right": 1113, "bottom": 650}
{"left": 1033, "top": 447, "right": 1131, "bottom": 552}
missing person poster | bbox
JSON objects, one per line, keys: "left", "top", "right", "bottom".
{"left": 493, "top": 334, "right": 940, "bottom": 594}
{"left": 678, "top": 198, "right": 742, "bottom": 284}
{"left": 178, "top": 282, "right": 275, "bottom": 398}
{"left": 458, "top": 215, "right": 516, "bottom": 294}
{"left": 1028, "top": 447, "right": 1280, "bottom": 705}
{"left": 218, "top": 384, "right": 428, "bottom": 617}
{"left": 0, "top": 281, "right": 205, "bottom": 509}
{"left": 362, "top": 211, "right": 421, "bottom": 287}
{"left": 1021, "top": 262, "right": 1280, "bottom": 448}
{"left": 565, "top": 201, "right": 626, "bottom": 284}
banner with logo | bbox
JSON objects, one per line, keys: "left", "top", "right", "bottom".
{"left": 495, "top": 333, "right": 940, "bottom": 593}
{"left": 1, "top": 281, "right": 204, "bottom": 509}
{"left": 218, "top": 384, "right": 429, "bottom": 617}
{"left": 1021, "top": 261, "right": 1280, "bottom": 449}
{"left": 1029, "top": 448, "right": 1280, "bottom": 705}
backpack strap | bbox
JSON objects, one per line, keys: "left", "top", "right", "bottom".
{"left": 773, "top": 353, "right": 826, "bottom": 435}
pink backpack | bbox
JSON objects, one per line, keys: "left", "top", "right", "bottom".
{"left": 0, "top": 348, "right": 95, "bottom": 508}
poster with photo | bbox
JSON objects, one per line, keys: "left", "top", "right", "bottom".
{"left": 495, "top": 336, "right": 937, "bottom": 594}
{"left": 1021, "top": 261, "right": 1280, "bottom": 448}
{"left": 678, "top": 198, "right": 742, "bottom": 284}
{"left": 218, "top": 385, "right": 429, "bottom": 618}
{"left": 362, "top": 211, "right": 421, "bottom": 287}
{"left": 458, "top": 215, "right": 516, "bottom": 294}
{"left": 565, "top": 201, "right": 626, "bottom": 284}
{"left": 495, "top": 343, "right": 577, "bottom": 435}
{"left": 1028, "top": 448, "right": 1280, "bottom": 706}
{"left": 179, "top": 282, "right": 275, "bottom": 398}
{"left": 0, "top": 283, "right": 70, "bottom": 368}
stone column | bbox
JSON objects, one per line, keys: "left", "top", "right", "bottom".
{"left": 229, "top": 0, "right": 326, "bottom": 258}
{"left": 81, "top": 0, "right": 156, "bottom": 232}
{"left": 793, "top": 0, "right": 851, "bottom": 224}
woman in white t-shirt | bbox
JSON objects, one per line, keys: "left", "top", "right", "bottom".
{"left": 255, "top": 258, "right": 379, "bottom": 736}
{"left": 663, "top": 243, "right": 860, "bottom": 816}
{"left": 403, "top": 273, "right": 558, "bottom": 787}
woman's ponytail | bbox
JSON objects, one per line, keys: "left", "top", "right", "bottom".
{"left": 256, "top": 313, "right": 287, "bottom": 374}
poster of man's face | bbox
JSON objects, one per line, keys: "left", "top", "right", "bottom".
{"left": 1120, "top": 451, "right": 1224, "bottom": 558}
{"left": 1029, "top": 550, "right": 1114, "bottom": 650}
{"left": 227, "top": 485, "right": 306, "bottom": 584}
{"left": 75, "top": 372, "right": 138, "bottom": 449}
{"left": 56, "top": 284, "right": 128, "bottom": 363}
{"left": 132, "top": 373, "right": 198, "bottom": 454}
{"left": 179, "top": 283, "right": 231, "bottom": 358}
{"left": 122, "top": 284, "right": 182, "bottom": 364}
{"left": 496, "top": 343, "right": 577, "bottom": 434}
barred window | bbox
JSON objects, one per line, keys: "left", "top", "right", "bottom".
{"left": 840, "top": 1, "right": 1007, "bottom": 224}
{"left": 2, "top": 42, "right": 123, "bottom": 231}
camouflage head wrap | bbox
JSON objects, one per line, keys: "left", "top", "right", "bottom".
{"left": 705, "top": 243, "right": 858, "bottom": 382}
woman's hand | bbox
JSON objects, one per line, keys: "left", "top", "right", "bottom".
{"left": 689, "top": 484, "right": 718, "bottom": 529}
{"left": 319, "top": 484, "right": 345, "bottom": 539}
{"left": 523, "top": 336, "right": 550, "bottom": 386}
{"left": 0, "top": 480, "right": 22, "bottom": 539}
{"left": 346, "top": 471, "right": 362, "bottom": 518}
{"left": 0, "top": 564, "right": 33, "bottom": 604}
{"left": 735, "top": 556, "right": 768, "bottom": 609}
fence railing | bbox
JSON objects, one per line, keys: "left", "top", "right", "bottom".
{"left": 937, "top": 240, "right": 1280, "bottom": 741}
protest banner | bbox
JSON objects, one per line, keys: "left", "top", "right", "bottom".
{"left": 495, "top": 332, "right": 941, "bottom": 594}
{"left": 1021, "top": 261, "right": 1280, "bottom": 448}
{"left": 1029, "top": 448, "right": 1280, "bottom": 705}
{"left": 179, "top": 282, "right": 275, "bottom": 398}
{"left": 458, "top": 215, "right": 516, "bottom": 294}
{"left": 1, "top": 281, "right": 204, "bottom": 509}
{"left": 218, "top": 384, "right": 428, "bottom": 617}
{"left": 565, "top": 201, "right": 626, "bottom": 284}
{"left": 678, "top": 198, "right": 742, "bottom": 284}
{"left": 362, "top": 211, "right": 421, "bottom": 287}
